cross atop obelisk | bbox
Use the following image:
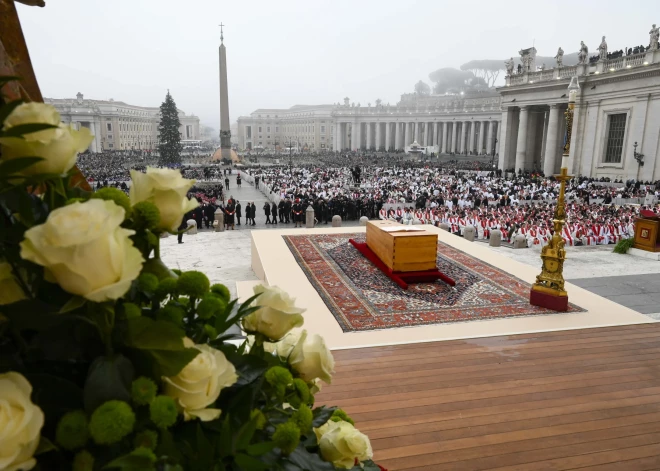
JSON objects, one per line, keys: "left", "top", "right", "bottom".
{"left": 218, "top": 22, "right": 231, "bottom": 160}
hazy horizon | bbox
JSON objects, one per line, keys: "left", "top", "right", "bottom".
{"left": 17, "top": 0, "right": 655, "bottom": 130}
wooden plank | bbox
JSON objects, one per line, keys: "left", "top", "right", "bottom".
{"left": 317, "top": 325, "right": 660, "bottom": 470}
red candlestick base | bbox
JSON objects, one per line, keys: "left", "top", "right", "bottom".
{"left": 530, "top": 289, "right": 569, "bottom": 312}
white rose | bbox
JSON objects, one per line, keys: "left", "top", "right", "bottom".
{"left": 0, "top": 102, "right": 93, "bottom": 176}
{"left": 129, "top": 167, "right": 198, "bottom": 232}
{"left": 242, "top": 285, "right": 305, "bottom": 341}
{"left": 0, "top": 261, "right": 26, "bottom": 305}
{"left": 318, "top": 421, "right": 373, "bottom": 469}
{"left": 163, "top": 343, "right": 238, "bottom": 422}
{"left": 20, "top": 199, "right": 144, "bottom": 302}
{"left": 288, "top": 330, "right": 335, "bottom": 384}
{"left": 0, "top": 372, "right": 45, "bottom": 471}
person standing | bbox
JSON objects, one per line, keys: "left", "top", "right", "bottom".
{"left": 284, "top": 198, "right": 292, "bottom": 223}
{"left": 225, "top": 198, "right": 235, "bottom": 230}
{"left": 236, "top": 174, "right": 242, "bottom": 188}
{"left": 278, "top": 199, "right": 285, "bottom": 223}
{"left": 271, "top": 202, "right": 278, "bottom": 225}
{"left": 225, "top": 176, "right": 230, "bottom": 190}
{"left": 292, "top": 198, "right": 303, "bottom": 228}
{"left": 250, "top": 202, "right": 257, "bottom": 225}
{"left": 263, "top": 201, "right": 272, "bottom": 224}
{"left": 236, "top": 200, "right": 242, "bottom": 226}
{"left": 178, "top": 209, "right": 194, "bottom": 244}
{"left": 204, "top": 202, "right": 215, "bottom": 229}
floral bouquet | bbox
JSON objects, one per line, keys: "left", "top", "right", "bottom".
{"left": 0, "top": 88, "right": 384, "bottom": 470}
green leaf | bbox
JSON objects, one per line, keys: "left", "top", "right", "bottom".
{"left": 125, "top": 316, "right": 187, "bottom": 350}
{"left": 312, "top": 406, "right": 337, "bottom": 428}
{"left": 0, "top": 122, "right": 59, "bottom": 138}
{"left": 0, "top": 157, "right": 44, "bottom": 176}
{"left": 234, "top": 416, "right": 258, "bottom": 452}
{"left": 104, "top": 453, "right": 155, "bottom": 471}
{"left": 0, "top": 99, "right": 24, "bottom": 128}
{"left": 149, "top": 348, "right": 199, "bottom": 377}
{"left": 59, "top": 295, "right": 86, "bottom": 314}
{"left": 246, "top": 441, "right": 276, "bottom": 456}
{"left": 35, "top": 436, "right": 57, "bottom": 456}
{"left": 157, "top": 429, "right": 183, "bottom": 462}
{"left": 287, "top": 447, "right": 336, "bottom": 471}
{"left": 196, "top": 423, "right": 214, "bottom": 469}
{"left": 234, "top": 453, "right": 271, "bottom": 471}
{"left": 217, "top": 414, "right": 233, "bottom": 459}
{"left": 83, "top": 354, "right": 134, "bottom": 413}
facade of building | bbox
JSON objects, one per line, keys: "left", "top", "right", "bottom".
{"left": 236, "top": 104, "right": 335, "bottom": 151}
{"left": 237, "top": 27, "right": 660, "bottom": 180}
{"left": 45, "top": 93, "right": 200, "bottom": 152}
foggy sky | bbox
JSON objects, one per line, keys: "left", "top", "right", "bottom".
{"left": 17, "top": 0, "right": 654, "bottom": 130}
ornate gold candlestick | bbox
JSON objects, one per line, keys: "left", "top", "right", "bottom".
{"left": 530, "top": 76, "right": 579, "bottom": 312}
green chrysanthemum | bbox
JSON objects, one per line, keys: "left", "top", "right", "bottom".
{"left": 150, "top": 395, "right": 178, "bottom": 429}
{"left": 265, "top": 366, "right": 293, "bottom": 388}
{"left": 137, "top": 273, "right": 159, "bottom": 293}
{"left": 72, "top": 450, "right": 94, "bottom": 471}
{"left": 291, "top": 404, "right": 313, "bottom": 432}
{"left": 210, "top": 283, "right": 231, "bottom": 302}
{"left": 132, "top": 377, "right": 157, "bottom": 406}
{"left": 92, "top": 187, "right": 131, "bottom": 215}
{"left": 158, "top": 303, "right": 185, "bottom": 325}
{"left": 250, "top": 409, "right": 267, "bottom": 430}
{"left": 197, "top": 294, "right": 225, "bottom": 319}
{"left": 272, "top": 421, "right": 300, "bottom": 456}
{"left": 288, "top": 378, "right": 311, "bottom": 408}
{"left": 123, "top": 302, "right": 141, "bottom": 319}
{"left": 330, "top": 408, "right": 354, "bottom": 426}
{"left": 154, "top": 277, "right": 177, "bottom": 301}
{"left": 89, "top": 400, "right": 136, "bottom": 445}
{"left": 132, "top": 201, "right": 161, "bottom": 231}
{"left": 55, "top": 410, "right": 89, "bottom": 450}
{"left": 134, "top": 429, "right": 159, "bottom": 450}
{"left": 132, "top": 446, "right": 157, "bottom": 463}
{"left": 176, "top": 271, "right": 210, "bottom": 299}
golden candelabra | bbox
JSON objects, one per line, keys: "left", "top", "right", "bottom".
{"left": 530, "top": 77, "right": 579, "bottom": 311}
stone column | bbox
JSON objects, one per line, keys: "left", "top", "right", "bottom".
{"left": 366, "top": 123, "right": 372, "bottom": 150}
{"left": 394, "top": 123, "right": 401, "bottom": 150}
{"left": 404, "top": 122, "right": 410, "bottom": 147}
{"left": 375, "top": 122, "right": 381, "bottom": 151}
{"left": 486, "top": 121, "right": 494, "bottom": 155}
{"left": 458, "top": 122, "right": 467, "bottom": 153}
{"left": 385, "top": 123, "right": 391, "bottom": 151}
{"left": 442, "top": 122, "right": 448, "bottom": 153}
{"left": 432, "top": 123, "right": 438, "bottom": 147}
{"left": 450, "top": 122, "right": 458, "bottom": 153}
{"left": 543, "top": 104, "right": 561, "bottom": 176}
{"left": 515, "top": 106, "right": 529, "bottom": 172}
{"left": 468, "top": 120, "right": 476, "bottom": 154}
{"left": 355, "top": 122, "right": 362, "bottom": 150}
{"left": 480, "top": 121, "right": 487, "bottom": 154}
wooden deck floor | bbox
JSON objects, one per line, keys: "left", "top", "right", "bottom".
{"left": 316, "top": 324, "right": 660, "bottom": 471}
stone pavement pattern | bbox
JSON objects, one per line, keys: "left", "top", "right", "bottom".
{"left": 160, "top": 179, "right": 660, "bottom": 319}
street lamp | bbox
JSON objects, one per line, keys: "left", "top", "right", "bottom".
{"left": 530, "top": 76, "right": 579, "bottom": 312}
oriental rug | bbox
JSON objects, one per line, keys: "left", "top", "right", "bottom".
{"left": 283, "top": 233, "right": 584, "bottom": 332}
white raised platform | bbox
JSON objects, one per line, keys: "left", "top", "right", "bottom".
{"left": 240, "top": 226, "right": 652, "bottom": 350}
{"left": 629, "top": 247, "right": 660, "bottom": 261}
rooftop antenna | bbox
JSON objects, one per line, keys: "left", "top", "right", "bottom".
{"left": 219, "top": 23, "right": 224, "bottom": 44}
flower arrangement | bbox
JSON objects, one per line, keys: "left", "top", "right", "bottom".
{"left": 0, "top": 92, "right": 384, "bottom": 470}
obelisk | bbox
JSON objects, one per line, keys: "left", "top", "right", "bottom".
{"left": 218, "top": 23, "right": 231, "bottom": 160}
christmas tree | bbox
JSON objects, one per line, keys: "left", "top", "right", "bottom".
{"left": 157, "top": 90, "right": 182, "bottom": 166}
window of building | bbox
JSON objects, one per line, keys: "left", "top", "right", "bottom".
{"left": 258, "top": 126, "right": 262, "bottom": 132}
{"left": 107, "top": 123, "right": 112, "bottom": 132}
{"left": 108, "top": 134, "right": 113, "bottom": 140}
{"left": 108, "top": 143, "right": 113, "bottom": 148}
{"left": 275, "top": 127, "right": 279, "bottom": 133}
{"left": 267, "top": 127, "right": 271, "bottom": 132}
{"left": 320, "top": 126, "right": 325, "bottom": 133}
{"left": 267, "top": 135, "right": 271, "bottom": 139}
{"left": 604, "top": 114, "right": 626, "bottom": 163}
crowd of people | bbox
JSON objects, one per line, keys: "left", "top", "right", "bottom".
{"left": 78, "top": 150, "right": 659, "bottom": 249}
{"left": 244, "top": 159, "right": 659, "bottom": 248}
